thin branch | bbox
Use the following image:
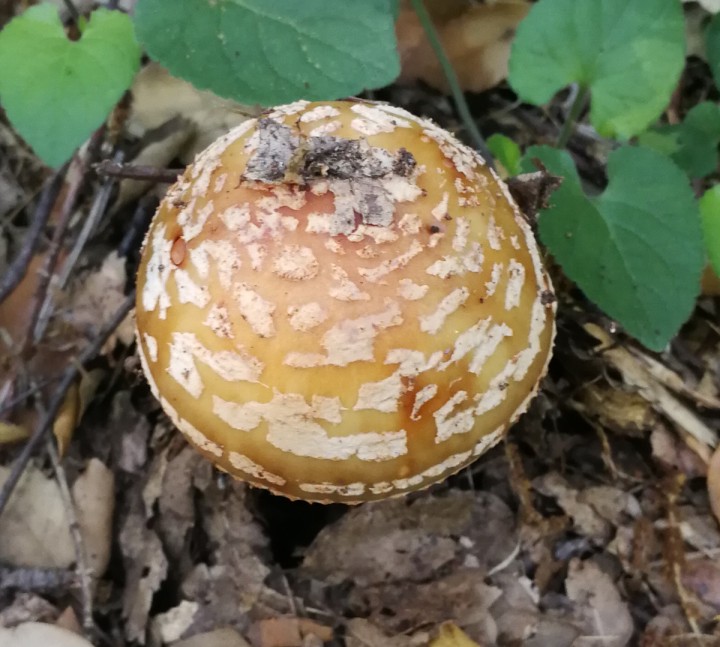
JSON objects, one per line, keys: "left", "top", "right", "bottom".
{"left": 46, "top": 436, "right": 95, "bottom": 635}
{"left": 94, "top": 160, "right": 182, "bottom": 184}
{"left": 0, "top": 164, "right": 69, "bottom": 307}
{"left": 409, "top": 0, "right": 495, "bottom": 166}
{"left": 25, "top": 128, "right": 106, "bottom": 349}
{"left": 33, "top": 151, "right": 125, "bottom": 340}
{"left": 0, "top": 289, "right": 135, "bottom": 520}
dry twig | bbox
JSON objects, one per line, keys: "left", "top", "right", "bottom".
{"left": 94, "top": 159, "right": 182, "bottom": 184}
{"left": 0, "top": 163, "right": 68, "bottom": 307}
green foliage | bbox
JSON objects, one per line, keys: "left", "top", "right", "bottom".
{"left": 701, "top": 186, "right": 720, "bottom": 278}
{"left": 133, "top": 0, "right": 400, "bottom": 106}
{"left": 521, "top": 145, "right": 704, "bottom": 351}
{"left": 0, "top": 4, "right": 140, "bottom": 167}
{"left": 638, "top": 102, "right": 720, "bottom": 178}
{"left": 487, "top": 134, "right": 522, "bottom": 176}
{"left": 707, "top": 13, "right": 720, "bottom": 90}
{"left": 508, "top": 0, "right": 685, "bottom": 139}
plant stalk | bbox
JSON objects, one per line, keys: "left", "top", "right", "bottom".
{"left": 557, "top": 85, "right": 589, "bottom": 148}
{"left": 409, "top": 0, "right": 494, "bottom": 165}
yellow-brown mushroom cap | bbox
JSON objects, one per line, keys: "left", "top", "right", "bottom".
{"left": 135, "top": 100, "right": 555, "bottom": 504}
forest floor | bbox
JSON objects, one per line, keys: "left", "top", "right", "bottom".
{"left": 2, "top": 4, "right": 720, "bottom": 647}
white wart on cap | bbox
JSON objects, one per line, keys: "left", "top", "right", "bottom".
{"left": 135, "top": 99, "right": 556, "bottom": 503}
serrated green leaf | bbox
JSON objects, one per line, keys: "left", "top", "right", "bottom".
{"left": 0, "top": 4, "right": 141, "bottom": 167}
{"left": 133, "top": 0, "right": 400, "bottom": 106}
{"left": 707, "top": 13, "right": 720, "bottom": 90}
{"left": 524, "top": 145, "right": 703, "bottom": 351}
{"left": 638, "top": 102, "right": 720, "bottom": 178}
{"left": 509, "top": 0, "right": 685, "bottom": 139}
{"left": 700, "top": 186, "right": 720, "bottom": 278}
{"left": 487, "top": 134, "right": 521, "bottom": 176}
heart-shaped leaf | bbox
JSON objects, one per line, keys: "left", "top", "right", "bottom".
{"left": 521, "top": 145, "right": 704, "bottom": 351}
{"left": 0, "top": 4, "right": 141, "bottom": 167}
{"left": 707, "top": 12, "right": 720, "bottom": 90}
{"left": 133, "top": 0, "right": 400, "bottom": 106}
{"left": 487, "top": 134, "right": 522, "bottom": 177}
{"left": 509, "top": 0, "right": 686, "bottom": 139}
{"left": 638, "top": 102, "right": 720, "bottom": 178}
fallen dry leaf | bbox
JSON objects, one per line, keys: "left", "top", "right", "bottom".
{"left": 65, "top": 251, "right": 134, "bottom": 349}
{"left": 430, "top": 622, "right": 483, "bottom": 647}
{"left": 652, "top": 425, "right": 708, "bottom": 479}
{"left": 0, "top": 465, "right": 75, "bottom": 568}
{"left": 681, "top": 558, "right": 720, "bottom": 613}
{"left": 0, "top": 622, "right": 93, "bottom": 647}
{"left": 357, "top": 568, "right": 501, "bottom": 643}
{"left": 152, "top": 600, "right": 200, "bottom": 644}
{"left": 709, "top": 442, "right": 720, "bottom": 525}
{"left": 0, "top": 420, "right": 29, "bottom": 445}
{"left": 72, "top": 458, "right": 115, "bottom": 578}
{"left": 172, "top": 628, "right": 253, "bottom": 647}
{"left": 565, "top": 558, "right": 634, "bottom": 647}
{"left": 302, "top": 490, "right": 517, "bottom": 587}
{"left": 0, "top": 593, "right": 58, "bottom": 627}
{"left": 120, "top": 490, "right": 169, "bottom": 644}
{"left": 532, "top": 473, "right": 612, "bottom": 543}
{"left": 396, "top": 0, "right": 530, "bottom": 93}
{"left": 129, "top": 63, "right": 257, "bottom": 164}
{"left": 345, "top": 618, "right": 429, "bottom": 647}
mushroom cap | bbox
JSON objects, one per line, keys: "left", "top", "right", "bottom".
{"left": 135, "top": 100, "right": 555, "bottom": 504}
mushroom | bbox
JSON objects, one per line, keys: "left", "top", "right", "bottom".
{"left": 134, "top": 100, "right": 556, "bottom": 503}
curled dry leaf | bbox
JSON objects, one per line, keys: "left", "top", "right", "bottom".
{"left": 396, "top": 0, "right": 530, "bottom": 93}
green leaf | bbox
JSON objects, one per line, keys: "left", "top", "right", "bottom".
{"left": 700, "top": 186, "right": 720, "bottom": 278}
{"left": 525, "top": 145, "right": 703, "bottom": 351}
{"left": 638, "top": 102, "right": 720, "bottom": 178}
{"left": 487, "top": 134, "right": 521, "bottom": 176}
{"left": 133, "top": 0, "right": 401, "bottom": 106}
{"left": 509, "top": 0, "right": 685, "bottom": 139}
{"left": 0, "top": 4, "right": 141, "bottom": 167}
{"left": 707, "top": 13, "right": 720, "bottom": 90}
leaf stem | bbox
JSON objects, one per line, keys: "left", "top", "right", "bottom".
{"left": 557, "top": 85, "right": 589, "bottom": 148}
{"left": 409, "top": 0, "right": 494, "bottom": 165}
{"left": 61, "top": 0, "right": 81, "bottom": 24}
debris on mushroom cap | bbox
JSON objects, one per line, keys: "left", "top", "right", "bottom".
{"left": 134, "top": 99, "right": 556, "bottom": 504}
